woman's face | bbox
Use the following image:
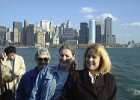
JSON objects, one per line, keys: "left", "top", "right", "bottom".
{"left": 86, "top": 49, "right": 100, "bottom": 72}
{"left": 59, "top": 48, "right": 74, "bottom": 71}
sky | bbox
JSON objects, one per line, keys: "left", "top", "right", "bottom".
{"left": 0, "top": 0, "right": 140, "bottom": 44}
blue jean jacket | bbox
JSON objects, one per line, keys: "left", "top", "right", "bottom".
{"left": 29, "top": 66, "right": 63, "bottom": 100}
{"left": 16, "top": 67, "right": 39, "bottom": 100}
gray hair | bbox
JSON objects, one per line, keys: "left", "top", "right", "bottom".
{"left": 35, "top": 48, "right": 51, "bottom": 61}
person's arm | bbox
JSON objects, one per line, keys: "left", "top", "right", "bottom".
{"left": 60, "top": 71, "right": 77, "bottom": 100}
{"left": 29, "top": 68, "right": 48, "bottom": 100}
{"left": 15, "top": 56, "right": 26, "bottom": 77}
{"left": 16, "top": 75, "right": 26, "bottom": 100}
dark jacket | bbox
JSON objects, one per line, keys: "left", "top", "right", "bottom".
{"left": 61, "top": 70, "right": 116, "bottom": 100}
{"left": 16, "top": 67, "right": 39, "bottom": 100}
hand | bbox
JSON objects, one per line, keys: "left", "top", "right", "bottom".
{"left": 14, "top": 72, "right": 20, "bottom": 77}
{"left": 0, "top": 56, "right": 7, "bottom": 66}
{"left": 66, "top": 58, "right": 74, "bottom": 64}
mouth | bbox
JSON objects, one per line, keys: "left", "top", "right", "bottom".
{"left": 88, "top": 62, "right": 94, "bottom": 65}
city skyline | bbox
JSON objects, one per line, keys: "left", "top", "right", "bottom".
{"left": 0, "top": 0, "right": 140, "bottom": 44}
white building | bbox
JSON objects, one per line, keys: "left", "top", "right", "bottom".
{"left": 89, "top": 19, "right": 96, "bottom": 44}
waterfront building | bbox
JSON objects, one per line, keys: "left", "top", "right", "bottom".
{"left": 79, "top": 22, "right": 88, "bottom": 44}
{"left": 0, "top": 26, "right": 6, "bottom": 45}
{"left": 104, "top": 17, "right": 116, "bottom": 45}
{"left": 21, "top": 20, "right": 29, "bottom": 46}
{"left": 26, "top": 24, "right": 35, "bottom": 46}
{"left": 105, "top": 17, "right": 112, "bottom": 45}
{"left": 89, "top": 19, "right": 96, "bottom": 44}
{"left": 35, "top": 32, "right": 46, "bottom": 47}
{"left": 12, "top": 22, "right": 22, "bottom": 45}
{"left": 40, "top": 20, "right": 50, "bottom": 32}
{"left": 96, "top": 21, "right": 104, "bottom": 44}
{"left": 66, "top": 20, "right": 72, "bottom": 28}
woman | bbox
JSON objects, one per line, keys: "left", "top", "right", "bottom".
{"left": 61, "top": 43, "right": 116, "bottom": 100}
{"left": 29, "top": 44, "right": 77, "bottom": 100}
{"left": 16, "top": 48, "right": 51, "bottom": 100}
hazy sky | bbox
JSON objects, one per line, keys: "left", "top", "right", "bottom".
{"left": 0, "top": 0, "right": 140, "bottom": 44}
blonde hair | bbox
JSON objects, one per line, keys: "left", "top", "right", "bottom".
{"left": 83, "top": 43, "right": 111, "bottom": 75}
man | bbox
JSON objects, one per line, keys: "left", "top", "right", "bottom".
{"left": 16, "top": 48, "right": 51, "bottom": 100}
{"left": 0, "top": 46, "right": 26, "bottom": 99}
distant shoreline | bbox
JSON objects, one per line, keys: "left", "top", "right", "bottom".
{"left": 0, "top": 44, "right": 138, "bottom": 48}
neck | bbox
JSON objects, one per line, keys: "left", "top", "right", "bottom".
{"left": 89, "top": 70, "right": 100, "bottom": 76}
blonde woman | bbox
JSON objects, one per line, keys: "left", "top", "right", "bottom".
{"left": 61, "top": 43, "right": 116, "bottom": 100}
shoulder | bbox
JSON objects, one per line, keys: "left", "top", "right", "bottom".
{"left": 24, "top": 68, "right": 36, "bottom": 76}
{"left": 68, "top": 70, "right": 83, "bottom": 78}
{"left": 104, "top": 73, "right": 116, "bottom": 83}
{"left": 104, "top": 73, "right": 115, "bottom": 79}
{"left": 69, "top": 70, "right": 84, "bottom": 75}
{"left": 66, "top": 70, "right": 85, "bottom": 83}
{"left": 15, "top": 54, "right": 24, "bottom": 60}
{"left": 22, "top": 68, "right": 36, "bottom": 78}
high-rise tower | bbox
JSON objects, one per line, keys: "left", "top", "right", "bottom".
{"left": 89, "top": 19, "right": 96, "bottom": 44}
{"left": 79, "top": 22, "right": 88, "bottom": 44}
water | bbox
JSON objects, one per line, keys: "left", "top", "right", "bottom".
{"left": 0, "top": 47, "right": 140, "bottom": 100}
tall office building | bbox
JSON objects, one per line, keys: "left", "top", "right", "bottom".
{"left": 66, "top": 20, "right": 72, "bottom": 28}
{"left": 104, "top": 17, "right": 116, "bottom": 45}
{"left": 13, "top": 22, "right": 23, "bottom": 45}
{"left": 105, "top": 17, "right": 112, "bottom": 36}
{"left": 104, "top": 17, "right": 112, "bottom": 45}
{"left": 96, "top": 21, "right": 104, "bottom": 43}
{"left": 96, "top": 24, "right": 101, "bottom": 43}
{"left": 40, "top": 20, "right": 50, "bottom": 31}
{"left": 26, "top": 24, "right": 35, "bottom": 46}
{"left": 89, "top": 19, "right": 96, "bottom": 44}
{"left": 0, "top": 26, "right": 6, "bottom": 45}
{"left": 79, "top": 22, "right": 88, "bottom": 44}
{"left": 35, "top": 32, "right": 46, "bottom": 47}
{"left": 21, "top": 20, "right": 29, "bottom": 46}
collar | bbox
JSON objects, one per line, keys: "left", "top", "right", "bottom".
{"left": 84, "top": 70, "right": 105, "bottom": 87}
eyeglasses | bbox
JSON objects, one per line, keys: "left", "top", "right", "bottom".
{"left": 38, "top": 58, "right": 49, "bottom": 62}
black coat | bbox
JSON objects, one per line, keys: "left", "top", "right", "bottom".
{"left": 60, "top": 70, "right": 116, "bottom": 100}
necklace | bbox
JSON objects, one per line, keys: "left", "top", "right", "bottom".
{"left": 89, "top": 72, "right": 100, "bottom": 84}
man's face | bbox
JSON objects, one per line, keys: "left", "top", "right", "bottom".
{"left": 7, "top": 53, "right": 16, "bottom": 60}
{"left": 37, "top": 54, "right": 50, "bottom": 69}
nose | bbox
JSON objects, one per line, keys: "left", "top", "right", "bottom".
{"left": 62, "top": 56, "right": 67, "bottom": 60}
{"left": 89, "top": 57, "right": 94, "bottom": 61}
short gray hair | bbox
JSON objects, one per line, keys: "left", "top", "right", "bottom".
{"left": 35, "top": 48, "right": 51, "bottom": 61}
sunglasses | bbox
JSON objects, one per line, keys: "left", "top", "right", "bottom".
{"left": 38, "top": 58, "right": 49, "bottom": 62}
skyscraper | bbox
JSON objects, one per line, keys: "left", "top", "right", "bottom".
{"left": 22, "top": 20, "right": 29, "bottom": 46}
{"left": 104, "top": 17, "right": 112, "bottom": 45}
{"left": 96, "top": 21, "right": 104, "bottom": 44}
{"left": 79, "top": 22, "right": 88, "bottom": 44}
{"left": 13, "top": 22, "right": 22, "bottom": 45}
{"left": 104, "top": 17, "right": 116, "bottom": 45}
{"left": 89, "top": 19, "right": 96, "bottom": 44}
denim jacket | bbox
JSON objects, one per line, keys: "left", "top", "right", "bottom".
{"left": 16, "top": 67, "right": 39, "bottom": 100}
{"left": 29, "top": 65, "right": 67, "bottom": 100}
